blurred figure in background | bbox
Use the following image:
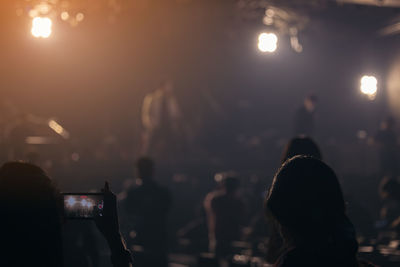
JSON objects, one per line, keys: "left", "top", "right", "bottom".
{"left": 266, "top": 136, "right": 322, "bottom": 264}
{"left": 204, "top": 173, "right": 245, "bottom": 263}
{"left": 294, "top": 95, "right": 317, "bottom": 137}
{"left": 265, "top": 156, "right": 359, "bottom": 267}
{"left": 140, "top": 80, "right": 183, "bottom": 159}
{"left": 281, "top": 136, "right": 322, "bottom": 163}
{"left": 379, "top": 177, "right": 400, "bottom": 232}
{"left": 374, "top": 116, "right": 398, "bottom": 177}
{"left": 124, "top": 157, "right": 172, "bottom": 267}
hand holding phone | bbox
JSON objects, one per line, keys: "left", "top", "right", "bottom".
{"left": 94, "top": 182, "right": 120, "bottom": 238}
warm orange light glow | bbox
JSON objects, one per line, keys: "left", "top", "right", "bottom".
{"left": 31, "top": 17, "right": 52, "bottom": 38}
{"left": 48, "top": 119, "right": 70, "bottom": 139}
{"left": 61, "top": 12, "right": 69, "bottom": 21}
{"left": 76, "top": 13, "right": 85, "bottom": 22}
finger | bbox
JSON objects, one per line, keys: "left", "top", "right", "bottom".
{"left": 93, "top": 206, "right": 101, "bottom": 223}
{"left": 105, "top": 181, "right": 110, "bottom": 192}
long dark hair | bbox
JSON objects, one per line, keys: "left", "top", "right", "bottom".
{"left": 266, "top": 156, "right": 358, "bottom": 266}
{"left": 0, "top": 162, "right": 63, "bottom": 267}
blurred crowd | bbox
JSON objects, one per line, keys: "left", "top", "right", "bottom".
{"left": 1, "top": 131, "right": 400, "bottom": 267}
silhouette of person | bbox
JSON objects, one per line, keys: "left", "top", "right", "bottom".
{"left": 281, "top": 136, "right": 322, "bottom": 163}
{"left": 141, "top": 80, "right": 183, "bottom": 157}
{"left": 294, "top": 95, "right": 317, "bottom": 137}
{"left": 374, "top": 116, "right": 398, "bottom": 177}
{"left": 379, "top": 177, "right": 400, "bottom": 230}
{"left": 0, "top": 162, "right": 132, "bottom": 267}
{"left": 204, "top": 173, "right": 245, "bottom": 261}
{"left": 124, "top": 157, "right": 171, "bottom": 267}
{"left": 266, "top": 136, "right": 322, "bottom": 264}
{"left": 265, "top": 156, "right": 359, "bottom": 267}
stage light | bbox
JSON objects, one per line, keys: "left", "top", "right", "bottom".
{"left": 258, "top": 32, "right": 278, "bottom": 53}
{"left": 61, "top": 12, "right": 69, "bottom": 21}
{"left": 48, "top": 119, "right": 70, "bottom": 139}
{"left": 76, "top": 13, "right": 85, "bottom": 22}
{"left": 31, "top": 17, "right": 52, "bottom": 38}
{"left": 360, "top": 75, "right": 378, "bottom": 100}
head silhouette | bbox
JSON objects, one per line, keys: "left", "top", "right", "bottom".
{"left": 223, "top": 176, "right": 240, "bottom": 194}
{"left": 266, "top": 156, "right": 358, "bottom": 264}
{"left": 381, "top": 116, "right": 395, "bottom": 130}
{"left": 281, "top": 136, "right": 322, "bottom": 164}
{"left": 136, "top": 157, "right": 154, "bottom": 180}
{"left": 0, "top": 162, "right": 63, "bottom": 266}
{"left": 380, "top": 177, "right": 400, "bottom": 201}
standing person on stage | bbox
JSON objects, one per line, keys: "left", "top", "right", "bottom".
{"left": 140, "top": 80, "right": 183, "bottom": 157}
{"left": 374, "top": 116, "right": 398, "bottom": 178}
{"left": 293, "top": 94, "right": 318, "bottom": 137}
{"left": 124, "top": 157, "right": 172, "bottom": 267}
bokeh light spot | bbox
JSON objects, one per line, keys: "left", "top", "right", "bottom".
{"left": 31, "top": 17, "right": 52, "bottom": 38}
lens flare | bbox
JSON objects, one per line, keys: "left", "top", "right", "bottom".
{"left": 258, "top": 33, "right": 278, "bottom": 53}
{"left": 31, "top": 17, "right": 52, "bottom": 38}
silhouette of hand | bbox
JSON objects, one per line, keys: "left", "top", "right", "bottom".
{"left": 94, "top": 181, "right": 120, "bottom": 240}
{"left": 95, "top": 182, "right": 133, "bottom": 266}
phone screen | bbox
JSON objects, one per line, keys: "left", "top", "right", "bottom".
{"left": 62, "top": 193, "right": 104, "bottom": 219}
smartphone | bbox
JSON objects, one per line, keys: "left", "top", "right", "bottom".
{"left": 62, "top": 193, "right": 104, "bottom": 219}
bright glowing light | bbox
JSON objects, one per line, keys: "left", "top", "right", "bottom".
{"left": 48, "top": 120, "right": 63, "bottom": 134}
{"left": 37, "top": 3, "right": 51, "bottom": 14}
{"left": 81, "top": 199, "right": 88, "bottom": 207}
{"left": 80, "top": 199, "right": 93, "bottom": 208}
{"left": 258, "top": 33, "right": 278, "bottom": 53}
{"left": 86, "top": 201, "right": 93, "bottom": 208}
{"left": 48, "top": 119, "right": 70, "bottom": 139}
{"left": 29, "top": 9, "right": 39, "bottom": 18}
{"left": 66, "top": 197, "right": 76, "bottom": 207}
{"left": 360, "top": 75, "right": 378, "bottom": 100}
{"left": 61, "top": 12, "right": 69, "bottom": 21}
{"left": 76, "top": 13, "right": 85, "bottom": 22}
{"left": 31, "top": 17, "right": 52, "bottom": 38}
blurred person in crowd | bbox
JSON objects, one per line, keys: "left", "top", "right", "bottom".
{"left": 293, "top": 95, "right": 317, "bottom": 137}
{"left": 204, "top": 172, "right": 245, "bottom": 262}
{"left": 374, "top": 116, "right": 398, "bottom": 177}
{"left": 379, "top": 177, "right": 400, "bottom": 231}
{"left": 265, "top": 156, "right": 361, "bottom": 267}
{"left": 281, "top": 136, "right": 322, "bottom": 163}
{"left": 124, "top": 157, "right": 172, "bottom": 267}
{"left": 140, "top": 80, "right": 183, "bottom": 158}
{"left": 0, "top": 162, "right": 132, "bottom": 267}
{"left": 266, "top": 136, "right": 322, "bottom": 263}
